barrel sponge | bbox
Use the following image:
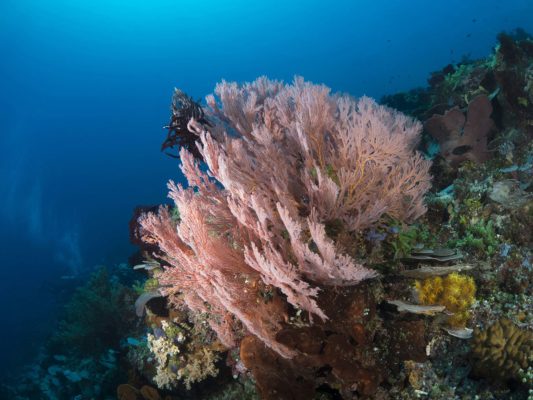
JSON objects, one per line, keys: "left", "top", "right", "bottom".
{"left": 471, "top": 318, "right": 532, "bottom": 382}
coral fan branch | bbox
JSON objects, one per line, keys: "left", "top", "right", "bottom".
{"left": 141, "top": 76, "right": 431, "bottom": 358}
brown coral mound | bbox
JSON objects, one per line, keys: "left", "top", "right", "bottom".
{"left": 239, "top": 284, "right": 428, "bottom": 399}
{"left": 117, "top": 384, "right": 166, "bottom": 400}
{"left": 140, "top": 385, "right": 161, "bottom": 400}
{"left": 117, "top": 384, "right": 141, "bottom": 400}
{"left": 471, "top": 318, "right": 533, "bottom": 382}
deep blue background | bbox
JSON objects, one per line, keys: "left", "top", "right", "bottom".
{"left": 1, "top": 0, "right": 532, "bottom": 377}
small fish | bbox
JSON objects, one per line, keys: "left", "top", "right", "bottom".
{"left": 388, "top": 300, "right": 446, "bottom": 315}
{"left": 443, "top": 327, "right": 473, "bottom": 339}
{"left": 133, "top": 263, "right": 159, "bottom": 271}
{"left": 126, "top": 337, "right": 141, "bottom": 346}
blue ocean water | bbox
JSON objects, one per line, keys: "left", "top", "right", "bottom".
{"left": 0, "top": 0, "right": 532, "bottom": 394}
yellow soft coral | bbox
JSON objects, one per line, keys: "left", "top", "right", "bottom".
{"left": 415, "top": 273, "right": 476, "bottom": 328}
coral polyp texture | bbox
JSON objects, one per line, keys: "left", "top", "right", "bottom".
{"left": 415, "top": 272, "right": 476, "bottom": 328}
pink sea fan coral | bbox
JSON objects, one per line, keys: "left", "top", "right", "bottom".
{"left": 140, "top": 77, "right": 431, "bottom": 357}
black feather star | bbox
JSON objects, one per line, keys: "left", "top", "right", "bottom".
{"left": 161, "top": 89, "right": 210, "bottom": 161}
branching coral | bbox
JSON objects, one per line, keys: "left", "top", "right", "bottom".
{"left": 147, "top": 322, "right": 182, "bottom": 389}
{"left": 140, "top": 77, "right": 432, "bottom": 358}
{"left": 415, "top": 272, "right": 476, "bottom": 327}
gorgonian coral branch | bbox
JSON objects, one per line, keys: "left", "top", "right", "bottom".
{"left": 141, "top": 76, "right": 431, "bottom": 357}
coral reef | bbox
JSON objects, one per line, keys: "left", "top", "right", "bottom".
{"left": 8, "top": 31, "right": 533, "bottom": 400}
{"left": 48, "top": 266, "right": 136, "bottom": 356}
{"left": 494, "top": 30, "right": 533, "bottom": 126}
{"left": 377, "top": 31, "right": 533, "bottom": 399}
{"left": 109, "top": 31, "right": 533, "bottom": 399}
{"left": 0, "top": 265, "right": 140, "bottom": 400}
